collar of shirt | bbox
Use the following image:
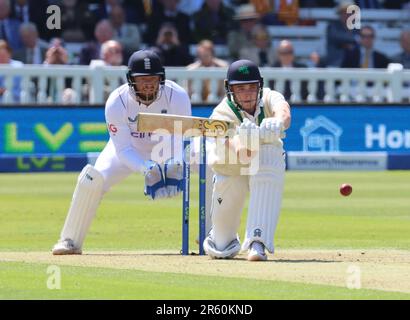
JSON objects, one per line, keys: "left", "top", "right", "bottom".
{"left": 242, "top": 100, "right": 263, "bottom": 123}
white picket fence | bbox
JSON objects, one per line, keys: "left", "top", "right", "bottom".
{"left": 0, "top": 65, "right": 409, "bottom": 105}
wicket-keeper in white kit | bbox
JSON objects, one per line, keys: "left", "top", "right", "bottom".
{"left": 203, "top": 59, "right": 291, "bottom": 261}
{"left": 52, "top": 50, "right": 191, "bottom": 254}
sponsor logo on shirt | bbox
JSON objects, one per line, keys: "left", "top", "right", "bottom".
{"left": 108, "top": 123, "right": 118, "bottom": 133}
{"left": 131, "top": 132, "right": 152, "bottom": 138}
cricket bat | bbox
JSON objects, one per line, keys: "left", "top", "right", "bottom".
{"left": 136, "top": 113, "right": 236, "bottom": 137}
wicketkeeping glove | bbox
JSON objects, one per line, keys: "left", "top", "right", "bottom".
{"left": 143, "top": 161, "right": 168, "bottom": 200}
{"left": 164, "top": 158, "right": 184, "bottom": 198}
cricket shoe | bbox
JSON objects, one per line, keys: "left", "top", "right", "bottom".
{"left": 52, "top": 238, "right": 82, "bottom": 255}
{"left": 247, "top": 241, "right": 267, "bottom": 261}
{"left": 203, "top": 236, "right": 241, "bottom": 259}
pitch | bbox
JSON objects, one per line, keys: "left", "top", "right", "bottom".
{"left": 0, "top": 171, "right": 409, "bottom": 299}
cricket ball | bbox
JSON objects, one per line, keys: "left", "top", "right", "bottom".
{"left": 340, "top": 183, "right": 352, "bottom": 196}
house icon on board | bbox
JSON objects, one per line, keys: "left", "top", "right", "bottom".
{"left": 300, "top": 116, "right": 343, "bottom": 151}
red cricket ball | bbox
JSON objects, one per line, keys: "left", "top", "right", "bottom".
{"left": 340, "top": 183, "right": 352, "bottom": 196}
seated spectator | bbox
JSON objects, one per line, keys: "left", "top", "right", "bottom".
{"left": 14, "top": 22, "right": 48, "bottom": 64}
{"left": 0, "top": 39, "right": 22, "bottom": 103}
{"left": 151, "top": 23, "right": 193, "bottom": 66}
{"left": 109, "top": 4, "right": 141, "bottom": 62}
{"left": 79, "top": 19, "right": 114, "bottom": 65}
{"left": 239, "top": 24, "right": 276, "bottom": 67}
{"left": 326, "top": 1, "right": 359, "bottom": 67}
{"left": 342, "top": 25, "right": 390, "bottom": 69}
{"left": 43, "top": 39, "right": 76, "bottom": 104}
{"left": 144, "top": 0, "right": 192, "bottom": 45}
{"left": 227, "top": 3, "right": 260, "bottom": 60}
{"left": 10, "top": 0, "right": 49, "bottom": 40}
{"left": 272, "top": 40, "right": 308, "bottom": 100}
{"left": 306, "top": 51, "right": 327, "bottom": 101}
{"left": 92, "top": 40, "right": 124, "bottom": 67}
{"left": 92, "top": 0, "right": 147, "bottom": 25}
{"left": 276, "top": 0, "right": 299, "bottom": 26}
{"left": 250, "top": 0, "right": 281, "bottom": 25}
{"left": 392, "top": 30, "right": 410, "bottom": 69}
{"left": 88, "top": 40, "right": 124, "bottom": 101}
{"left": 0, "top": 0, "right": 23, "bottom": 51}
{"left": 192, "top": 0, "right": 235, "bottom": 44}
{"left": 186, "top": 39, "right": 228, "bottom": 101}
{"left": 59, "top": 0, "right": 96, "bottom": 42}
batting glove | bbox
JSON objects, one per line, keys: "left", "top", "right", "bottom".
{"left": 237, "top": 118, "right": 259, "bottom": 149}
{"left": 259, "top": 117, "right": 285, "bottom": 143}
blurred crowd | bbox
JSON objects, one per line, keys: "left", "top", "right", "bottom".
{"left": 1, "top": 0, "right": 410, "bottom": 103}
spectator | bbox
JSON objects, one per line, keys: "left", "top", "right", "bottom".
{"left": 43, "top": 39, "right": 75, "bottom": 104}
{"left": 109, "top": 4, "right": 141, "bottom": 62}
{"left": 79, "top": 19, "right": 114, "bottom": 65}
{"left": 250, "top": 0, "right": 281, "bottom": 25}
{"left": 392, "top": 30, "right": 410, "bottom": 69}
{"left": 186, "top": 39, "right": 228, "bottom": 101}
{"left": 0, "top": 0, "right": 23, "bottom": 50}
{"left": 144, "top": 0, "right": 192, "bottom": 45}
{"left": 0, "top": 39, "right": 22, "bottom": 103}
{"left": 88, "top": 40, "right": 124, "bottom": 101}
{"left": 91, "top": 40, "right": 124, "bottom": 67}
{"left": 239, "top": 24, "right": 276, "bottom": 67}
{"left": 306, "top": 51, "right": 327, "bottom": 101}
{"left": 151, "top": 23, "right": 193, "bottom": 66}
{"left": 227, "top": 3, "right": 260, "bottom": 61}
{"left": 272, "top": 40, "right": 308, "bottom": 100}
{"left": 326, "top": 1, "right": 359, "bottom": 67}
{"left": 192, "top": 0, "right": 236, "bottom": 44}
{"left": 59, "top": 0, "right": 96, "bottom": 42}
{"left": 14, "top": 22, "right": 48, "bottom": 64}
{"left": 341, "top": 25, "right": 390, "bottom": 68}
{"left": 276, "top": 0, "right": 300, "bottom": 26}
{"left": 10, "top": 0, "right": 49, "bottom": 40}
{"left": 91, "top": 0, "right": 122, "bottom": 20}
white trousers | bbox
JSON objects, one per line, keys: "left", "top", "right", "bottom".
{"left": 209, "top": 145, "right": 285, "bottom": 253}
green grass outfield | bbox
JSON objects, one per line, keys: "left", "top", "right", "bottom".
{"left": 0, "top": 171, "right": 409, "bottom": 299}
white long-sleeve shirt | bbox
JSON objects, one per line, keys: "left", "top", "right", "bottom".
{"left": 104, "top": 80, "right": 191, "bottom": 173}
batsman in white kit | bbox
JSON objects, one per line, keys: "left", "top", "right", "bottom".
{"left": 203, "top": 59, "right": 291, "bottom": 261}
{"left": 52, "top": 50, "right": 194, "bottom": 254}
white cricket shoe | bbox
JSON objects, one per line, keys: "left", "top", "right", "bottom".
{"left": 247, "top": 241, "right": 267, "bottom": 261}
{"left": 203, "top": 237, "right": 241, "bottom": 259}
{"left": 52, "top": 238, "right": 82, "bottom": 255}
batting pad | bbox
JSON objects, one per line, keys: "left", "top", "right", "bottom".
{"left": 242, "top": 144, "right": 285, "bottom": 253}
{"left": 60, "top": 165, "right": 104, "bottom": 249}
